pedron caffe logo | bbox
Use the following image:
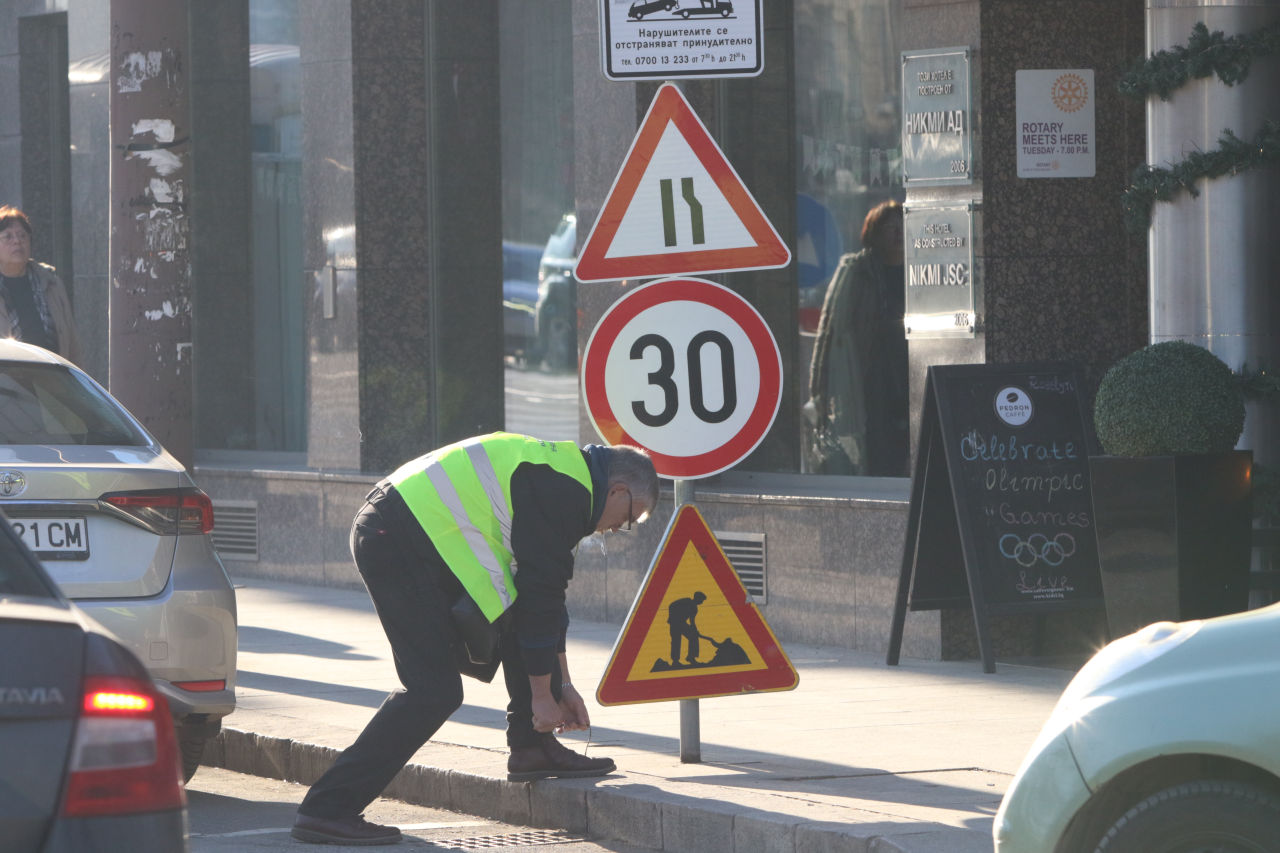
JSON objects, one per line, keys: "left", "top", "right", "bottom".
{"left": 0, "top": 471, "right": 27, "bottom": 498}
{"left": 994, "top": 387, "right": 1033, "bottom": 427}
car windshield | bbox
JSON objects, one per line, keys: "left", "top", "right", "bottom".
{"left": 543, "top": 216, "right": 576, "bottom": 261}
{"left": 0, "top": 361, "right": 150, "bottom": 446}
{"left": 0, "top": 516, "right": 60, "bottom": 599}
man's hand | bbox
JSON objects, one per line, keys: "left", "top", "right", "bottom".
{"left": 529, "top": 653, "right": 593, "bottom": 733}
{"left": 556, "top": 683, "right": 591, "bottom": 731}
{"left": 531, "top": 693, "right": 563, "bottom": 733}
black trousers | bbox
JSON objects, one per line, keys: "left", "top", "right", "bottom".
{"left": 298, "top": 488, "right": 558, "bottom": 819}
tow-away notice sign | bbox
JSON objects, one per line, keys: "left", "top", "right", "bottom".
{"left": 599, "top": 0, "right": 763, "bottom": 80}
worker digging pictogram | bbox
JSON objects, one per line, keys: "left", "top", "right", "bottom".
{"left": 597, "top": 504, "right": 797, "bottom": 705}
{"left": 653, "top": 591, "right": 750, "bottom": 672}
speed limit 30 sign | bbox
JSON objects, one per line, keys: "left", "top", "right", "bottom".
{"left": 581, "top": 277, "right": 782, "bottom": 479}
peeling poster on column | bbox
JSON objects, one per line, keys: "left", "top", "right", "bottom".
{"left": 1016, "top": 69, "right": 1096, "bottom": 178}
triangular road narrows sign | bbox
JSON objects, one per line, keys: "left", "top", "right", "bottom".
{"left": 574, "top": 83, "right": 791, "bottom": 283}
{"left": 596, "top": 504, "right": 798, "bottom": 705}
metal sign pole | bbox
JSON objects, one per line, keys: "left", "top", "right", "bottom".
{"left": 674, "top": 478, "right": 701, "bottom": 763}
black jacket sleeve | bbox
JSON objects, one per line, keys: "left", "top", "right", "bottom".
{"left": 508, "top": 460, "right": 594, "bottom": 676}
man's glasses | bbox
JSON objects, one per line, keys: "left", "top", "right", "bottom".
{"left": 620, "top": 488, "right": 633, "bottom": 533}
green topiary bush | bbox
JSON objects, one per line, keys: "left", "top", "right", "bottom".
{"left": 1094, "top": 340, "right": 1245, "bottom": 456}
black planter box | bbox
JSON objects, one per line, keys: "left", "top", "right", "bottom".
{"left": 1089, "top": 450, "right": 1253, "bottom": 639}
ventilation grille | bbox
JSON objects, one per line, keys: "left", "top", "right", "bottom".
{"left": 211, "top": 501, "right": 259, "bottom": 562}
{"left": 714, "top": 530, "right": 766, "bottom": 603}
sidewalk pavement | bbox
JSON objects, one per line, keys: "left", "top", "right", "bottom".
{"left": 205, "top": 576, "right": 1079, "bottom": 853}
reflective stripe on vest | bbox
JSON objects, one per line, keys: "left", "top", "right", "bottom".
{"left": 387, "top": 432, "right": 591, "bottom": 622}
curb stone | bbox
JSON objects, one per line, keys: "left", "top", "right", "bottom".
{"left": 205, "top": 727, "right": 939, "bottom": 852}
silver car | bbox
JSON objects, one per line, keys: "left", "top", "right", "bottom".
{"left": 0, "top": 339, "right": 236, "bottom": 783}
{"left": 1, "top": 513, "right": 187, "bottom": 851}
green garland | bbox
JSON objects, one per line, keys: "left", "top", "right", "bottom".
{"left": 1122, "top": 119, "right": 1280, "bottom": 233}
{"left": 1120, "top": 22, "right": 1280, "bottom": 232}
{"left": 1122, "top": 23, "right": 1280, "bottom": 524}
{"left": 1118, "top": 21, "right": 1280, "bottom": 101}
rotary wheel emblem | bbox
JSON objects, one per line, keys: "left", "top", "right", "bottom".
{"left": 1051, "top": 73, "right": 1088, "bottom": 113}
{"left": 0, "top": 471, "right": 27, "bottom": 498}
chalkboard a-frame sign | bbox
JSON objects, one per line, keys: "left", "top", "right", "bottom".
{"left": 887, "top": 362, "right": 1103, "bottom": 673}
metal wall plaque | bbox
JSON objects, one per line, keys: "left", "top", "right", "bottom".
{"left": 903, "top": 204, "right": 975, "bottom": 339}
{"left": 901, "top": 47, "right": 972, "bottom": 186}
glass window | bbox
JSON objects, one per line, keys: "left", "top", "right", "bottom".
{"left": 246, "top": 0, "right": 305, "bottom": 453}
{"left": 0, "top": 361, "right": 149, "bottom": 446}
{"left": 796, "top": 0, "right": 907, "bottom": 476}
{"left": 197, "top": 0, "right": 304, "bottom": 456}
{"left": 499, "top": 0, "right": 579, "bottom": 442}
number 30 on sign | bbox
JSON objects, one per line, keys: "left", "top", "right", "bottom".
{"left": 581, "top": 277, "right": 782, "bottom": 480}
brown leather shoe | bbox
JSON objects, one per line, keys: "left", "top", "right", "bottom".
{"left": 507, "top": 733, "right": 616, "bottom": 782}
{"left": 291, "top": 812, "right": 402, "bottom": 845}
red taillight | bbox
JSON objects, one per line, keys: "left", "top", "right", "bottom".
{"left": 102, "top": 489, "right": 215, "bottom": 535}
{"left": 86, "top": 689, "right": 155, "bottom": 713}
{"left": 172, "top": 679, "right": 225, "bottom": 693}
{"left": 61, "top": 675, "right": 185, "bottom": 818}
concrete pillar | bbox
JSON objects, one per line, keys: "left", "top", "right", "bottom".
{"left": 108, "top": 0, "right": 193, "bottom": 465}
{"left": 1146, "top": 0, "right": 1280, "bottom": 464}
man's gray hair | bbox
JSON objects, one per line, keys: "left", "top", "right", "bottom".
{"left": 608, "top": 444, "right": 659, "bottom": 514}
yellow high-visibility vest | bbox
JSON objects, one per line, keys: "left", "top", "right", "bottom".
{"left": 388, "top": 432, "right": 591, "bottom": 622}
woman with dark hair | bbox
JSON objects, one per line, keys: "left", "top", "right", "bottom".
{"left": 0, "top": 205, "right": 80, "bottom": 363}
{"left": 806, "top": 199, "right": 908, "bottom": 476}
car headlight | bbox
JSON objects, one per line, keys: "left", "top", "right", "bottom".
{"left": 1025, "top": 620, "right": 1201, "bottom": 753}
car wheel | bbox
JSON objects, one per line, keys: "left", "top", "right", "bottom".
{"left": 1093, "top": 780, "right": 1280, "bottom": 852}
{"left": 664, "top": 1, "right": 676, "bottom": 8}
{"left": 540, "top": 304, "right": 576, "bottom": 373}
{"left": 178, "top": 725, "right": 208, "bottom": 783}
{"left": 680, "top": 9, "right": 691, "bottom": 18}
{"left": 721, "top": 7, "right": 731, "bottom": 16}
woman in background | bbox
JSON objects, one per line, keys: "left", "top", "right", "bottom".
{"left": 807, "top": 200, "right": 907, "bottom": 476}
{"left": 0, "top": 205, "right": 80, "bottom": 364}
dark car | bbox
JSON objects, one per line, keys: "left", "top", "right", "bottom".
{"left": 628, "top": 0, "right": 677, "bottom": 20}
{"left": 503, "top": 240, "right": 542, "bottom": 361}
{"left": 535, "top": 213, "right": 578, "bottom": 372}
{"left": 0, "top": 513, "right": 187, "bottom": 851}
{"left": 679, "top": 1, "right": 734, "bottom": 17}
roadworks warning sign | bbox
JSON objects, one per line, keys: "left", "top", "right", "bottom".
{"left": 596, "top": 503, "right": 798, "bottom": 705}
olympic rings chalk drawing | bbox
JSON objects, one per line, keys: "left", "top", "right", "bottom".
{"left": 999, "top": 532, "right": 1076, "bottom": 567}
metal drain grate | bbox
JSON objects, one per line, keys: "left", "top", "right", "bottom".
{"left": 714, "top": 530, "right": 766, "bottom": 602}
{"left": 425, "top": 829, "right": 582, "bottom": 849}
{"left": 210, "top": 501, "right": 259, "bottom": 561}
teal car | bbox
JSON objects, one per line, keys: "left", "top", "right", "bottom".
{"left": 994, "top": 606, "right": 1280, "bottom": 851}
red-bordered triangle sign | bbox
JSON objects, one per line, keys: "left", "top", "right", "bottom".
{"left": 574, "top": 83, "right": 791, "bottom": 283}
{"left": 596, "top": 504, "right": 798, "bottom": 705}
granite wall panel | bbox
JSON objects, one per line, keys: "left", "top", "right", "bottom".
{"left": 980, "top": 0, "right": 1148, "bottom": 409}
